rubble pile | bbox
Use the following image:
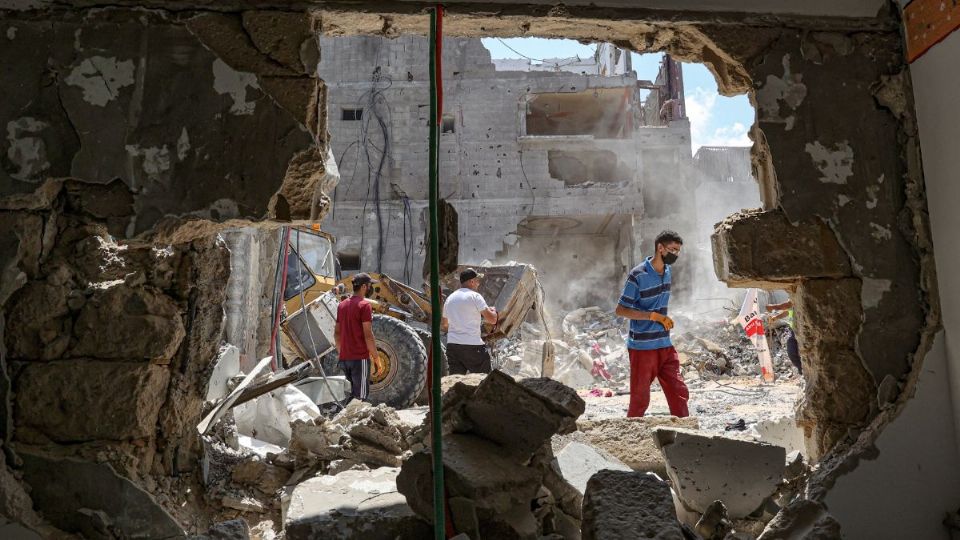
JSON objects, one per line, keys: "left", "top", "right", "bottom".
{"left": 397, "top": 370, "right": 592, "bottom": 538}
{"left": 496, "top": 307, "right": 801, "bottom": 392}
{"left": 199, "top": 394, "right": 417, "bottom": 536}
{"left": 672, "top": 314, "right": 797, "bottom": 381}
{"left": 288, "top": 400, "right": 413, "bottom": 469}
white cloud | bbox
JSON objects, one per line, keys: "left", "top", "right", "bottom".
{"left": 686, "top": 87, "right": 752, "bottom": 153}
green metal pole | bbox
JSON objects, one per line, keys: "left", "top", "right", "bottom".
{"left": 428, "top": 6, "right": 446, "bottom": 539}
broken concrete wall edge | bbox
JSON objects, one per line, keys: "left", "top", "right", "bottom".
{"left": 805, "top": 55, "right": 944, "bottom": 500}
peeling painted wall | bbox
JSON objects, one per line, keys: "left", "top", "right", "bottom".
{"left": 0, "top": 9, "right": 319, "bottom": 236}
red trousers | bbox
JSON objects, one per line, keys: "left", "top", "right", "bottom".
{"left": 628, "top": 346, "right": 690, "bottom": 418}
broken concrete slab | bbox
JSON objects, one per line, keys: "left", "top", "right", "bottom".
{"left": 285, "top": 467, "right": 430, "bottom": 540}
{"left": 756, "top": 500, "right": 842, "bottom": 539}
{"left": 19, "top": 452, "right": 184, "bottom": 539}
{"left": 581, "top": 470, "right": 684, "bottom": 540}
{"left": 577, "top": 416, "right": 699, "bottom": 477}
{"left": 555, "top": 441, "right": 631, "bottom": 496}
{"left": 463, "top": 371, "right": 585, "bottom": 460}
{"left": 654, "top": 427, "right": 786, "bottom": 519}
{"left": 398, "top": 433, "right": 542, "bottom": 519}
{"left": 751, "top": 416, "right": 806, "bottom": 456}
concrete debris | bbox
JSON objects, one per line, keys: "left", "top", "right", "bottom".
{"left": 231, "top": 456, "right": 291, "bottom": 495}
{"left": 576, "top": 416, "right": 699, "bottom": 477}
{"left": 221, "top": 494, "right": 267, "bottom": 514}
{"left": 749, "top": 416, "right": 806, "bottom": 456}
{"left": 695, "top": 500, "right": 733, "bottom": 540}
{"left": 19, "top": 452, "right": 184, "bottom": 539}
{"left": 327, "top": 459, "right": 368, "bottom": 476}
{"left": 756, "top": 500, "right": 842, "bottom": 539}
{"left": 285, "top": 467, "right": 430, "bottom": 540}
{"left": 581, "top": 470, "right": 684, "bottom": 540}
{"left": 289, "top": 400, "right": 411, "bottom": 469}
{"left": 205, "top": 519, "right": 251, "bottom": 540}
{"left": 463, "top": 370, "right": 585, "bottom": 460}
{"left": 497, "top": 303, "right": 801, "bottom": 400}
{"left": 654, "top": 427, "right": 786, "bottom": 519}
{"left": 207, "top": 344, "right": 242, "bottom": 402}
{"left": 234, "top": 385, "right": 321, "bottom": 447}
{"left": 398, "top": 370, "right": 586, "bottom": 538}
{"left": 555, "top": 441, "right": 631, "bottom": 497}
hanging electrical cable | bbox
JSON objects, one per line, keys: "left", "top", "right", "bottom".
{"left": 428, "top": 6, "right": 446, "bottom": 539}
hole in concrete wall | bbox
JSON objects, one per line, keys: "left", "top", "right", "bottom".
{"left": 525, "top": 89, "right": 635, "bottom": 138}
{"left": 547, "top": 149, "right": 631, "bottom": 185}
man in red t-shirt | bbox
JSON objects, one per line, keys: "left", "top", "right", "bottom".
{"left": 334, "top": 273, "right": 379, "bottom": 401}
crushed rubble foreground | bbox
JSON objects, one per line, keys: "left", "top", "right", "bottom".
{"left": 185, "top": 362, "right": 812, "bottom": 540}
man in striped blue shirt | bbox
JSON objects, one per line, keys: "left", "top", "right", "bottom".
{"left": 615, "top": 230, "right": 690, "bottom": 418}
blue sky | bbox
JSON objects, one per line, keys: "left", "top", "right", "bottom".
{"left": 481, "top": 38, "right": 754, "bottom": 153}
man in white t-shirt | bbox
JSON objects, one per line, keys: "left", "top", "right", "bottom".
{"left": 442, "top": 268, "right": 498, "bottom": 374}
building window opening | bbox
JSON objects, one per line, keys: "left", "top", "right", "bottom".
{"left": 338, "top": 252, "right": 361, "bottom": 271}
{"left": 442, "top": 114, "right": 456, "bottom": 134}
{"left": 341, "top": 108, "right": 363, "bottom": 121}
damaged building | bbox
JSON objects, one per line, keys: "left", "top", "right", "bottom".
{"left": 319, "top": 36, "right": 758, "bottom": 312}
{"left": 1, "top": 0, "right": 960, "bottom": 539}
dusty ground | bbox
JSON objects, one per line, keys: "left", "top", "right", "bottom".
{"left": 580, "top": 375, "right": 804, "bottom": 433}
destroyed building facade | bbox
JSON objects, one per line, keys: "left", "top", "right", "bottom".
{"left": 318, "top": 36, "right": 759, "bottom": 311}
{"left": 1, "top": 1, "right": 960, "bottom": 538}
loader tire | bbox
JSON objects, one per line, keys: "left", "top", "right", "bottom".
{"left": 317, "top": 315, "right": 426, "bottom": 409}
{"left": 369, "top": 315, "right": 427, "bottom": 409}
{"left": 412, "top": 327, "right": 448, "bottom": 405}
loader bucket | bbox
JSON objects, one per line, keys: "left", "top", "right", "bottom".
{"left": 444, "top": 264, "right": 542, "bottom": 342}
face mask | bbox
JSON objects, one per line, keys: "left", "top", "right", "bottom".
{"left": 662, "top": 251, "right": 679, "bottom": 265}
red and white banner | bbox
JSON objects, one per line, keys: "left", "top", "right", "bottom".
{"left": 733, "top": 288, "right": 775, "bottom": 382}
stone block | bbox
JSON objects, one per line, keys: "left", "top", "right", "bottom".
{"left": 4, "top": 281, "right": 72, "bottom": 360}
{"left": 794, "top": 278, "right": 862, "bottom": 349}
{"left": 712, "top": 209, "right": 851, "bottom": 287}
{"left": 464, "top": 371, "right": 584, "bottom": 460}
{"left": 15, "top": 360, "right": 170, "bottom": 442}
{"left": 397, "top": 433, "right": 542, "bottom": 520}
{"left": 72, "top": 284, "right": 185, "bottom": 362}
{"left": 19, "top": 453, "right": 183, "bottom": 539}
{"left": 581, "top": 470, "right": 683, "bottom": 540}
{"left": 576, "top": 416, "right": 699, "bottom": 477}
{"left": 653, "top": 427, "right": 785, "bottom": 519}
{"left": 285, "top": 467, "right": 430, "bottom": 540}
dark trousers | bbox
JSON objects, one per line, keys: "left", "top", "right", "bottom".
{"left": 784, "top": 327, "right": 802, "bottom": 375}
{"left": 447, "top": 344, "right": 491, "bottom": 375}
{"left": 628, "top": 347, "right": 690, "bottom": 418}
{"left": 339, "top": 359, "right": 370, "bottom": 400}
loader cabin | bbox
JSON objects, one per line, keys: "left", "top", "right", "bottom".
{"left": 283, "top": 227, "right": 340, "bottom": 314}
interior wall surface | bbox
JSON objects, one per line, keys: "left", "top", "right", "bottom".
{"left": 909, "top": 28, "right": 960, "bottom": 464}
{"left": 823, "top": 333, "right": 960, "bottom": 539}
